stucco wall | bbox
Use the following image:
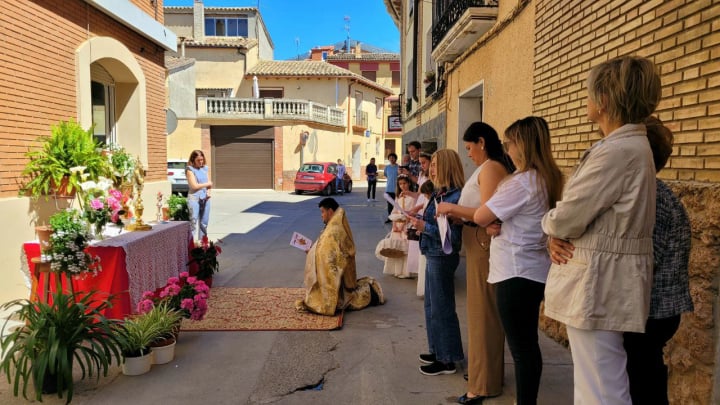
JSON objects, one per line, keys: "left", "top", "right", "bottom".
{"left": 445, "top": 0, "right": 535, "bottom": 147}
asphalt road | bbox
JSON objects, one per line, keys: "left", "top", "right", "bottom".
{"left": 0, "top": 187, "right": 573, "bottom": 405}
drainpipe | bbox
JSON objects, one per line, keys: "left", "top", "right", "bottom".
{"left": 346, "top": 78, "right": 357, "bottom": 170}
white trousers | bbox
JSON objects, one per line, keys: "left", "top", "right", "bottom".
{"left": 566, "top": 326, "right": 631, "bottom": 405}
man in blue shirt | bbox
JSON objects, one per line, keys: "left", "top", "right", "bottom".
{"left": 383, "top": 153, "right": 399, "bottom": 223}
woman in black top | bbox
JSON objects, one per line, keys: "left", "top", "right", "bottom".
{"left": 366, "top": 158, "right": 378, "bottom": 200}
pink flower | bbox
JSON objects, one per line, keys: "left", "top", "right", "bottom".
{"left": 179, "top": 271, "right": 189, "bottom": 278}
{"left": 90, "top": 198, "right": 104, "bottom": 210}
{"left": 186, "top": 276, "right": 197, "bottom": 284}
{"left": 142, "top": 291, "right": 155, "bottom": 299}
{"left": 137, "top": 299, "right": 155, "bottom": 314}
{"left": 109, "top": 189, "right": 122, "bottom": 200}
{"left": 167, "top": 276, "right": 180, "bottom": 285}
{"left": 180, "top": 298, "right": 194, "bottom": 311}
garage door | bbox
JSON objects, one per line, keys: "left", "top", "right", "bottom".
{"left": 212, "top": 126, "right": 274, "bottom": 189}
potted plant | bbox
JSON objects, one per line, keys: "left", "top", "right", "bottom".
{"left": 19, "top": 120, "right": 110, "bottom": 200}
{"left": 117, "top": 314, "right": 163, "bottom": 376}
{"left": 0, "top": 291, "right": 123, "bottom": 403}
{"left": 105, "top": 144, "right": 135, "bottom": 189}
{"left": 46, "top": 209, "right": 102, "bottom": 277}
{"left": 423, "top": 70, "right": 436, "bottom": 84}
{"left": 188, "top": 235, "right": 223, "bottom": 286}
{"left": 144, "top": 303, "right": 183, "bottom": 364}
{"left": 137, "top": 272, "right": 210, "bottom": 321}
{"left": 167, "top": 193, "right": 190, "bottom": 221}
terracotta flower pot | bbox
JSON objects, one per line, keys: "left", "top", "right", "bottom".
{"left": 36, "top": 225, "right": 53, "bottom": 251}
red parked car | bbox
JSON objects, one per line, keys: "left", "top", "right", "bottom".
{"left": 294, "top": 162, "right": 352, "bottom": 195}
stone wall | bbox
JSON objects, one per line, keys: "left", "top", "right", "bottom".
{"left": 540, "top": 181, "right": 720, "bottom": 404}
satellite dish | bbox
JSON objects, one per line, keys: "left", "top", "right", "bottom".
{"left": 166, "top": 108, "right": 178, "bottom": 135}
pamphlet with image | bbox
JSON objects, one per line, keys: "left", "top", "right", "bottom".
{"left": 290, "top": 232, "right": 313, "bottom": 251}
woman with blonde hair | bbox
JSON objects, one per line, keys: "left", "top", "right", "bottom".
{"left": 408, "top": 149, "right": 465, "bottom": 376}
{"left": 439, "top": 116, "right": 563, "bottom": 404}
{"left": 542, "top": 55, "right": 661, "bottom": 404}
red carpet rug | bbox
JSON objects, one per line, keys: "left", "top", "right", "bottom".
{"left": 180, "top": 287, "right": 343, "bottom": 331}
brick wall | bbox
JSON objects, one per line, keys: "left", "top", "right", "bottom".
{"left": 0, "top": 0, "right": 168, "bottom": 198}
{"left": 534, "top": 0, "right": 720, "bottom": 181}
{"left": 534, "top": 1, "right": 720, "bottom": 403}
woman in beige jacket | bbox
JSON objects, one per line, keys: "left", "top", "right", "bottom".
{"left": 541, "top": 56, "right": 661, "bottom": 404}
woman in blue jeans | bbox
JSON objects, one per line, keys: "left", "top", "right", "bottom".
{"left": 407, "top": 149, "right": 465, "bottom": 376}
{"left": 186, "top": 150, "right": 213, "bottom": 240}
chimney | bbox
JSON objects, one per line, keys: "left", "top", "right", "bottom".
{"left": 193, "top": 0, "right": 205, "bottom": 42}
{"left": 355, "top": 42, "right": 361, "bottom": 55}
{"left": 179, "top": 37, "right": 186, "bottom": 57}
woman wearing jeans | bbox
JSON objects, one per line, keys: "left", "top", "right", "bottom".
{"left": 440, "top": 117, "right": 563, "bottom": 404}
{"left": 186, "top": 150, "right": 212, "bottom": 240}
{"left": 408, "top": 149, "right": 465, "bottom": 376}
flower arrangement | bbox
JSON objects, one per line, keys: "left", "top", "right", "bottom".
{"left": 46, "top": 209, "right": 102, "bottom": 277}
{"left": 137, "top": 272, "right": 209, "bottom": 320}
{"left": 188, "top": 236, "right": 222, "bottom": 280}
{"left": 79, "top": 174, "right": 125, "bottom": 235}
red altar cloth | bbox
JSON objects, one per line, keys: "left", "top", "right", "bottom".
{"left": 24, "top": 221, "right": 192, "bottom": 320}
{"left": 24, "top": 243, "right": 129, "bottom": 319}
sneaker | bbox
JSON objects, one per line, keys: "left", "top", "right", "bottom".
{"left": 420, "top": 361, "right": 456, "bottom": 376}
{"left": 367, "top": 198, "right": 372, "bottom": 202}
{"left": 418, "top": 353, "right": 436, "bottom": 364}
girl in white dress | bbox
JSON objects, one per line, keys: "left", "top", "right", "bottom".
{"left": 384, "top": 175, "right": 416, "bottom": 278}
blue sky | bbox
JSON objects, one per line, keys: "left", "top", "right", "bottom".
{"left": 163, "top": 0, "right": 400, "bottom": 60}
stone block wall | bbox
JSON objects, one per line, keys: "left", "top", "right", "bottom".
{"left": 540, "top": 181, "right": 720, "bottom": 404}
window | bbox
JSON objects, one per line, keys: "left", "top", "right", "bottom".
{"left": 321, "top": 51, "right": 328, "bottom": 60}
{"left": 392, "top": 71, "right": 400, "bottom": 86}
{"left": 362, "top": 70, "right": 377, "bottom": 82}
{"left": 91, "top": 81, "right": 115, "bottom": 145}
{"left": 259, "top": 88, "right": 283, "bottom": 98}
{"left": 205, "top": 17, "right": 249, "bottom": 37}
{"left": 376, "top": 98, "right": 383, "bottom": 118}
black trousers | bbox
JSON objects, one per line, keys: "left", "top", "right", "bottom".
{"left": 496, "top": 277, "right": 545, "bottom": 405}
{"left": 624, "top": 315, "right": 681, "bottom": 405}
{"left": 367, "top": 180, "right": 377, "bottom": 199}
{"left": 385, "top": 192, "right": 396, "bottom": 215}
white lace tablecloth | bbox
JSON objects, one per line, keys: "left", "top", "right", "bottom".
{"left": 95, "top": 221, "right": 191, "bottom": 310}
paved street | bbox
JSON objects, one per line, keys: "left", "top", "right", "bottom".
{"left": 1, "top": 185, "right": 573, "bottom": 404}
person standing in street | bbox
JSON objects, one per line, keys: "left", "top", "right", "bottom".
{"left": 404, "top": 141, "right": 422, "bottom": 187}
{"left": 336, "top": 159, "right": 346, "bottom": 195}
{"left": 542, "top": 56, "right": 661, "bottom": 404}
{"left": 384, "top": 153, "right": 399, "bottom": 222}
{"left": 408, "top": 149, "right": 465, "bottom": 377}
{"left": 435, "top": 122, "right": 514, "bottom": 404}
{"left": 549, "top": 116, "right": 694, "bottom": 405}
{"left": 366, "top": 158, "right": 378, "bottom": 201}
{"left": 186, "top": 149, "right": 212, "bottom": 240}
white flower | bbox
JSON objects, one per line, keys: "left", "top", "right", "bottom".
{"left": 80, "top": 180, "right": 98, "bottom": 191}
{"left": 69, "top": 166, "right": 87, "bottom": 174}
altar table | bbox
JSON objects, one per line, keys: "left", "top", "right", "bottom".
{"left": 24, "top": 221, "right": 192, "bottom": 320}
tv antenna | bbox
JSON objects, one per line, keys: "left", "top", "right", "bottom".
{"left": 344, "top": 16, "right": 351, "bottom": 52}
{"left": 295, "top": 37, "right": 300, "bottom": 60}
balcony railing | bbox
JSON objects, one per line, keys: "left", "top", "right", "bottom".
{"left": 431, "top": 0, "right": 499, "bottom": 63}
{"left": 197, "top": 97, "right": 346, "bottom": 127}
{"left": 353, "top": 111, "right": 368, "bottom": 129}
